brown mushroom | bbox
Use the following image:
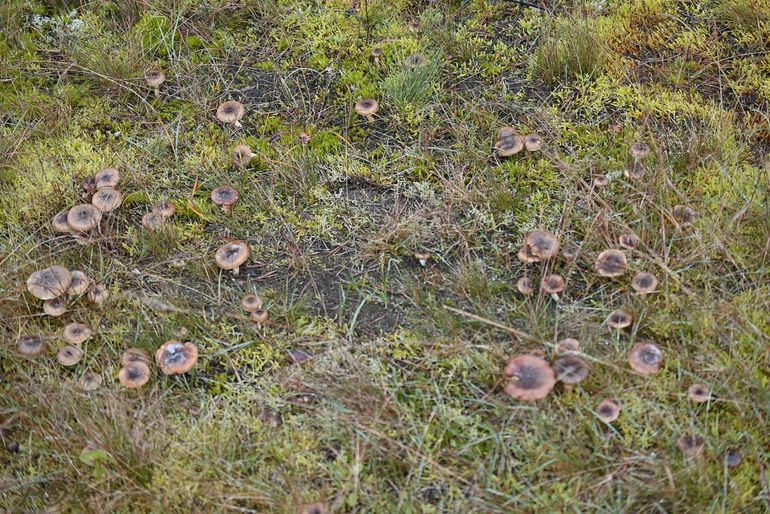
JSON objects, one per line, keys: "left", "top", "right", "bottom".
{"left": 211, "top": 186, "right": 239, "bottom": 215}
{"left": 517, "top": 245, "right": 541, "bottom": 264}
{"left": 67, "top": 204, "right": 102, "bottom": 232}
{"left": 155, "top": 340, "right": 199, "bottom": 375}
{"left": 232, "top": 144, "right": 255, "bottom": 168}
{"left": 593, "top": 175, "right": 609, "bottom": 188}
{"left": 215, "top": 240, "right": 250, "bottom": 275}
{"left": 94, "top": 167, "right": 120, "bottom": 190}
{"left": 503, "top": 355, "right": 556, "bottom": 402}
{"left": 142, "top": 211, "right": 166, "bottom": 231}
{"left": 354, "top": 99, "right": 379, "bottom": 122}
{"left": 497, "top": 126, "right": 516, "bottom": 140}
{"left": 241, "top": 294, "right": 263, "bottom": 312}
{"left": 627, "top": 341, "right": 663, "bottom": 376}
{"left": 552, "top": 355, "right": 590, "bottom": 385}
{"left": 63, "top": 322, "right": 92, "bottom": 345}
{"left": 67, "top": 270, "right": 90, "bottom": 296}
{"left": 524, "top": 134, "right": 543, "bottom": 152}
{"left": 631, "top": 272, "right": 658, "bottom": 294}
{"left": 495, "top": 135, "right": 524, "bottom": 157}
{"left": 607, "top": 309, "right": 633, "bottom": 329}
{"left": 57, "top": 344, "right": 83, "bottom": 367}
{"left": 216, "top": 100, "right": 245, "bottom": 128}
{"left": 152, "top": 199, "right": 176, "bottom": 218}
{"left": 687, "top": 383, "right": 711, "bottom": 403}
{"left": 43, "top": 297, "right": 67, "bottom": 317}
{"left": 52, "top": 209, "right": 71, "bottom": 233}
{"left": 88, "top": 283, "right": 109, "bottom": 305}
{"left": 556, "top": 338, "right": 580, "bottom": 353}
{"left": 541, "top": 274, "right": 566, "bottom": 298}
{"left": 299, "top": 503, "right": 328, "bottom": 514}
{"left": 78, "top": 370, "right": 102, "bottom": 391}
{"left": 594, "top": 249, "right": 627, "bottom": 277}
{"left": 414, "top": 251, "right": 431, "bottom": 267}
{"left": 524, "top": 230, "right": 560, "bottom": 260}
{"left": 516, "top": 276, "right": 534, "bottom": 295}
{"left": 618, "top": 233, "right": 640, "bottom": 250}
{"left": 17, "top": 335, "right": 45, "bottom": 356}
{"left": 672, "top": 205, "right": 697, "bottom": 227}
{"left": 561, "top": 244, "right": 579, "bottom": 262}
{"left": 251, "top": 309, "right": 268, "bottom": 326}
{"left": 119, "top": 362, "right": 150, "bottom": 389}
{"left": 27, "top": 266, "right": 72, "bottom": 300}
{"left": 596, "top": 398, "right": 621, "bottom": 423}
{"left": 145, "top": 69, "right": 165, "bottom": 98}
{"left": 629, "top": 142, "right": 650, "bottom": 160}
{"left": 677, "top": 434, "right": 705, "bottom": 458}
{"left": 122, "top": 348, "right": 151, "bottom": 367}
{"left": 92, "top": 187, "right": 123, "bottom": 212}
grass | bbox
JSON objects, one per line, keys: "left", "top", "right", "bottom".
{"left": 1, "top": 0, "right": 770, "bottom": 512}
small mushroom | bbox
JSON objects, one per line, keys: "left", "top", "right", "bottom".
{"left": 155, "top": 340, "right": 199, "bottom": 375}
{"left": 145, "top": 69, "right": 165, "bottom": 98}
{"left": 52, "top": 210, "right": 71, "bottom": 233}
{"left": 299, "top": 503, "right": 328, "bottom": 514}
{"left": 404, "top": 53, "right": 428, "bottom": 68}
{"left": 672, "top": 205, "right": 698, "bottom": 227}
{"left": 232, "top": 144, "right": 255, "bottom": 168}
{"left": 627, "top": 341, "right": 663, "bottom": 376}
{"left": 517, "top": 244, "right": 540, "bottom": 264}
{"left": 524, "top": 134, "right": 543, "bottom": 152}
{"left": 251, "top": 309, "right": 268, "bottom": 326}
{"left": 631, "top": 272, "right": 658, "bottom": 294}
{"left": 67, "top": 271, "right": 90, "bottom": 296}
{"left": 211, "top": 186, "right": 239, "bottom": 215}
{"left": 629, "top": 142, "right": 650, "bottom": 160}
{"left": 370, "top": 46, "right": 382, "bottom": 63}
{"left": 63, "top": 322, "right": 92, "bottom": 345}
{"left": 17, "top": 335, "right": 45, "bottom": 356}
{"left": 215, "top": 240, "right": 250, "bottom": 275}
{"left": 687, "top": 383, "right": 711, "bottom": 403}
{"left": 354, "top": 99, "right": 379, "bottom": 122}
{"left": 119, "top": 362, "right": 151, "bottom": 389}
{"left": 78, "top": 370, "right": 102, "bottom": 391}
{"left": 724, "top": 448, "right": 742, "bottom": 469}
{"left": 596, "top": 398, "right": 621, "bottom": 423}
{"left": 594, "top": 249, "right": 628, "bottom": 277}
{"left": 414, "top": 251, "right": 431, "bottom": 267}
{"left": 216, "top": 100, "right": 246, "bottom": 128}
{"left": 27, "top": 266, "right": 72, "bottom": 300}
{"left": 593, "top": 175, "right": 609, "bottom": 188}
{"left": 624, "top": 161, "right": 645, "bottom": 180}
{"left": 122, "top": 348, "right": 151, "bottom": 367}
{"left": 88, "top": 283, "right": 109, "bottom": 305}
{"left": 497, "top": 126, "right": 516, "bottom": 140}
{"left": 94, "top": 167, "right": 120, "bottom": 190}
{"left": 503, "top": 355, "right": 556, "bottom": 402}
{"left": 152, "top": 199, "right": 176, "bottom": 218}
{"left": 91, "top": 187, "right": 123, "bottom": 212}
{"left": 298, "top": 131, "right": 311, "bottom": 145}
{"left": 541, "top": 274, "right": 566, "bottom": 298}
{"left": 561, "top": 244, "right": 579, "bottom": 262}
{"left": 618, "top": 233, "right": 640, "bottom": 250}
{"left": 241, "top": 294, "right": 263, "bottom": 312}
{"left": 556, "top": 338, "right": 580, "bottom": 353}
{"left": 525, "top": 230, "right": 560, "bottom": 260}
{"left": 495, "top": 135, "right": 524, "bottom": 157}
{"left": 43, "top": 297, "right": 67, "bottom": 317}
{"left": 81, "top": 175, "right": 97, "bottom": 194}
{"left": 607, "top": 309, "right": 633, "bottom": 329}
{"left": 552, "top": 354, "right": 590, "bottom": 385}
{"left": 67, "top": 204, "right": 102, "bottom": 232}
{"left": 516, "top": 276, "right": 534, "bottom": 295}
{"left": 57, "top": 344, "right": 83, "bottom": 367}
{"left": 142, "top": 211, "right": 166, "bottom": 231}
{"left": 677, "top": 434, "right": 705, "bottom": 458}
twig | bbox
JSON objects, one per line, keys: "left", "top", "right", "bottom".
{"left": 443, "top": 305, "right": 537, "bottom": 342}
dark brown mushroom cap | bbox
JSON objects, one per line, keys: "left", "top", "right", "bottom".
{"left": 211, "top": 186, "right": 239, "bottom": 207}
{"left": 677, "top": 434, "right": 705, "bottom": 458}
{"left": 119, "top": 361, "right": 150, "bottom": 388}
{"left": 724, "top": 448, "right": 742, "bottom": 469}
{"left": 687, "top": 383, "right": 711, "bottom": 403}
{"left": 27, "top": 266, "right": 72, "bottom": 300}
{"left": 122, "top": 347, "right": 151, "bottom": 367}
{"left": 232, "top": 144, "right": 254, "bottom": 168}
{"left": 552, "top": 355, "right": 590, "bottom": 384}
{"left": 672, "top": 205, "right": 698, "bottom": 226}
{"left": 371, "top": 47, "right": 382, "bottom": 58}
{"left": 94, "top": 167, "right": 120, "bottom": 189}
{"left": 525, "top": 230, "right": 560, "bottom": 260}
{"left": 524, "top": 134, "right": 543, "bottom": 152}
{"left": 144, "top": 69, "right": 165, "bottom": 87}
{"left": 404, "top": 53, "right": 428, "bottom": 68}
{"left": 43, "top": 297, "right": 67, "bottom": 316}
{"left": 495, "top": 135, "right": 524, "bottom": 157}
{"left": 594, "top": 249, "right": 628, "bottom": 277}
{"left": 78, "top": 370, "right": 102, "bottom": 391}
{"left": 516, "top": 276, "right": 534, "bottom": 295}
{"left": 57, "top": 344, "right": 83, "bottom": 367}
{"left": 556, "top": 338, "right": 580, "bottom": 353}
{"left": 618, "top": 233, "right": 640, "bottom": 250}
{"left": 88, "top": 283, "right": 109, "bottom": 305}
{"left": 215, "top": 241, "right": 250, "bottom": 270}
{"left": 299, "top": 503, "right": 329, "bottom": 514}
{"left": 541, "top": 274, "right": 566, "bottom": 294}
{"left": 92, "top": 187, "right": 123, "bottom": 212}
{"left": 52, "top": 209, "right": 71, "bottom": 233}
{"left": 152, "top": 199, "right": 175, "bottom": 218}
{"left": 596, "top": 398, "right": 621, "bottom": 423}
{"left": 241, "top": 294, "right": 263, "bottom": 312}
{"left": 628, "top": 342, "right": 663, "bottom": 375}
{"left": 354, "top": 99, "right": 379, "bottom": 117}
{"left": 607, "top": 309, "right": 633, "bottom": 329}
{"left": 142, "top": 211, "right": 166, "bottom": 231}
{"left": 631, "top": 272, "right": 658, "bottom": 294}
{"left": 503, "top": 355, "right": 556, "bottom": 401}
{"left": 63, "top": 322, "right": 92, "bottom": 345}
{"left": 629, "top": 142, "right": 650, "bottom": 159}
{"left": 216, "top": 100, "right": 245, "bottom": 124}
{"left": 17, "top": 335, "right": 45, "bottom": 356}
{"left": 67, "top": 204, "right": 102, "bottom": 232}
{"left": 67, "top": 270, "right": 90, "bottom": 296}
{"left": 497, "top": 126, "right": 516, "bottom": 140}
{"left": 155, "top": 340, "right": 199, "bottom": 375}
{"left": 251, "top": 309, "right": 268, "bottom": 324}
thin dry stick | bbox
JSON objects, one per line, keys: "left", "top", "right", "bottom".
{"left": 442, "top": 304, "right": 537, "bottom": 342}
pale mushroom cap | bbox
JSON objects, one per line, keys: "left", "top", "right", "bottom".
{"left": 516, "top": 276, "right": 534, "bottom": 295}
{"left": 631, "top": 272, "right": 658, "bottom": 294}
{"left": 122, "top": 347, "right": 151, "bottom": 367}
{"left": 725, "top": 448, "right": 742, "bottom": 469}
{"left": 618, "top": 233, "right": 640, "bottom": 250}
{"left": 524, "top": 133, "right": 543, "bottom": 151}
{"left": 630, "top": 142, "right": 650, "bottom": 159}
{"left": 52, "top": 210, "right": 71, "bottom": 233}
{"left": 27, "top": 266, "right": 72, "bottom": 300}
{"left": 371, "top": 47, "right": 382, "bottom": 57}
{"left": 67, "top": 270, "right": 90, "bottom": 296}
{"left": 597, "top": 398, "right": 621, "bottom": 423}
{"left": 541, "top": 274, "right": 566, "bottom": 294}
{"left": 556, "top": 338, "right": 581, "bottom": 353}
{"left": 88, "top": 283, "right": 109, "bottom": 304}
{"left": 405, "top": 53, "right": 428, "bottom": 68}
{"left": 92, "top": 187, "right": 123, "bottom": 212}
{"left": 145, "top": 69, "right": 166, "bottom": 87}
{"left": 119, "top": 361, "right": 151, "bottom": 388}
{"left": 593, "top": 175, "right": 609, "bottom": 187}
{"left": 216, "top": 101, "right": 245, "bottom": 124}
{"left": 525, "top": 230, "right": 560, "bottom": 260}
{"left": 152, "top": 199, "right": 176, "bottom": 218}
{"left": 607, "top": 309, "right": 633, "bottom": 329}
{"left": 677, "top": 434, "right": 705, "bottom": 458}
{"left": 78, "top": 370, "right": 102, "bottom": 391}
{"left": 354, "top": 99, "right": 379, "bottom": 117}
{"left": 63, "top": 322, "right": 92, "bottom": 345}
{"left": 57, "top": 344, "right": 83, "bottom": 366}
{"left": 628, "top": 342, "right": 663, "bottom": 375}
{"left": 561, "top": 244, "right": 579, "bottom": 261}
{"left": 43, "top": 297, "right": 67, "bottom": 316}
{"left": 495, "top": 135, "right": 524, "bottom": 157}
{"left": 241, "top": 294, "right": 263, "bottom": 312}
{"left": 594, "top": 249, "right": 628, "bottom": 277}
{"left": 503, "top": 355, "right": 556, "bottom": 401}
{"left": 299, "top": 503, "right": 329, "bottom": 514}
{"left": 94, "top": 167, "right": 120, "bottom": 189}
{"left": 232, "top": 144, "right": 254, "bottom": 168}
{"left": 552, "top": 354, "right": 590, "bottom": 384}
{"left": 215, "top": 241, "right": 250, "bottom": 270}
{"left": 18, "top": 335, "right": 46, "bottom": 356}
{"left": 211, "top": 186, "right": 239, "bottom": 207}
{"left": 251, "top": 309, "right": 269, "bottom": 324}
{"left": 155, "top": 340, "right": 199, "bottom": 375}
{"left": 673, "top": 205, "right": 698, "bottom": 225}
{"left": 497, "top": 126, "right": 516, "bottom": 140}
{"left": 517, "top": 245, "right": 540, "bottom": 263}
{"left": 142, "top": 211, "right": 166, "bottom": 231}
{"left": 688, "top": 383, "right": 711, "bottom": 403}
{"left": 67, "top": 204, "right": 102, "bottom": 232}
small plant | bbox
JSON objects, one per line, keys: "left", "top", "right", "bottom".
{"left": 383, "top": 52, "right": 440, "bottom": 115}
{"left": 532, "top": 18, "right": 606, "bottom": 88}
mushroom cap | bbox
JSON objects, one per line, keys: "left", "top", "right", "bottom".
{"left": 57, "top": 344, "right": 83, "bottom": 367}
{"left": 607, "top": 309, "right": 633, "bottom": 329}
{"left": 43, "top": 297, "right": 67, "bottom": 316}
{"left": 354, "top": 99, "right": 379, "bottom": 117}
{"left": 122, "top": 347, "right": 151, "bottom": 367}
{"left": 145, "top": 69, "right": 165, "bottom": 87}
{"left": 94, "top": 167, "right": 120, "bottom": 189}
{"left": 404, "top": 53, "right": 428, "bottom": 68}
{"left": 371, "top": 47, "right": 382, "bottom": 58}
{"left": 251, "top": 309, "right": 268, "bottom": 324}
{"left": 78, "top": 370, "right": 102, "bottom": 391}
{"left": 52, "top": 209, "right": 71, "bottom": 233}
{"left": 241, "top": 294, "right": 263, "bottom": 312}
{"left": 63, "top": 322, "right": 92, "bottom": 345}
{"left": 525, "top": 230, "right": 561, "bottom": 260}
{"left": 495, "top": 135, "right": 524, "bottom": 157}
{"left": 628, "top": 342, "right": 663, "bottom": 375}
{"left": 142, "top": 211, "right": 166, "bottom": 231}
{"left": 88, "top": 283, "right": 109, "bottom": 305}
{"left": 593, "top": 175, "right": 609, "bottom": 187}
{"left": 232, "top": 144, "right": 254, "bottom": 168}
{"left": 18, "top": 335, "right": 46, "bottom": 356}
{"left": 672, "top": 205, "right": 697, "bottom": 226}
{"left": 152, "top": 199, "right": 176, "bottom": 218}
{"left": 541, "top": 274, "right": 566, "bottom": 294}
{"left": 516, "top": 276, "right": 534, "bottom": 295}
{"left": 594, "top": 249, "right": 628, "bottom": 277}
{"left": 556, "top": 338, "right": 581, "bottom": 353}
{"left": 155, "top": 340, "right": 199, "bottom": 375}
{"left": 92, "top": 187, "right": 123, "bottom": 212}
{"left": 624, "top": 161, "right": 645, "bottom": 180}
{"left": 503, "top": 355, "right": 556, "bottom": 401}
{"left": 497, "top": 126, "right": 516, "bottom": 140}
{"left": 299, "top": 503, "right": 329, "bottom": 514}
{"left": 630, "top": 142, "right": 650, "bottom": 159}
{"left": 724, "top": 448, "right": 742, "bottom": 469}
{"left": 67, "top": 204, "right": 102, "bottom": 232}
{"left": 27, "top": 266, "right": 72, "bottom": 300}
{"left": 618, "top": 233, "right": 640, "bottom": 250}
{"left": 631, "top": 272, "right": 658, "bottom": 294}
{"left": 215, "top": 241, "right": 250, "bottom": 270}
{"left": 677, "top": 434, "right": 705, "bottom": 458}
{"left": 561, "top": 244, "right": 579, "bottom": 262}
{"left": 552, "top": 354, "right": 590, "bottom": 384}
{"left": 524, "top": 133, "right": 543, "bottom": 152}
{"left": 517, "top": 245, "right": 541, "bottom": 264}
{"left": 216, "top": 100, "right": 245, "bottom": 124}
{"left": 67, "top": 270, "right": 90, "bottom": 296}
{"left": 211, "top": 186, "right": 239, "bottom": 207}
{"left": 596, "top": 398, "right": 621, "bottom": 423}
{"left": 119, "top": 361, "right": 151, "bottom": 388}
{"left": 687, "top": 383, "right": 711, "bottom": 403}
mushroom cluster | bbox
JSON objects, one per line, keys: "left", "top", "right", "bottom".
{"left": 494, "top": 127, "right": 543, "bottom": 157}
{"left": 118, "top": 340, "right": 199, "bottom": 389}
{"left": 241, "top": 293, "right": 268, "bottom": 326}
{"left": 26, "top": 266, "right": 105, "bottom": 317}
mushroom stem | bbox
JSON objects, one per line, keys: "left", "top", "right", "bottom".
{"left": 224, "top": 205, "right": 232, "bottom": 215}
{"left": 365, "top": 114, "right": 375, "bottom": 123}
{"left": 233, "top": 266, "right": 240, "bottom": 276}
{"left": 154, "top": 85, "right": 160, "bottom": 98}
{"left": 550, "top": 293, "right": 560, "bottom": 302}
{"left": 234, "top": 120, "right": 242, "bottom": 129}
{"left": 418, "top": 258, "right": 427, "bottom": 267}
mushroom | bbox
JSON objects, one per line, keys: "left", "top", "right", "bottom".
{"left": 497, "top": 126, "right": 516, "bottom": 140}
{"left": 631, "top": 272, "right": 658, "bottom": 294}
{"left": 524, "top": 134, "right": 543, "bottom": 152}
{"left": 241, "top": 294, "right": 263, "bottom": 312}
{"left": 91, "top": 187, "right": 123, "bottom": 212}
{"left": 211, "top": 186, "right": 239, "bottom": 215}
{"left": 57, "top": 344, "right": 83, "bottom": 367}
{"left": 216, "top": 100, "right": 245, "bottom": 128}
{"left": 119, "top": 362, "right": 151, "bottom": 389}
{"left": 672, "top": 205, "right": 697, "bottom": 227}
{"left": 78, "top": 370, "right": 102, "bottom": 391}
{"left": 145, "top": 69, "right": 165, "bottom": 98}
{"left": 155, "top": 340, "right": 199, "bottom": 375}
{"left": 152, "top": 199, "right": 176, "bottom": 218}
{"left": 607, "top": 309, "right": 633, "bottom": 329}
{"left": 43, "top": 297, "right": 67, "bottom": 317}
{"left": 593, "top": 175, "right": 609, "bottom": 187}
{"left": 251, "top": 309, "right": 268, "bottom": 326}
{"left": 370, "top": 46, "right": 382, "bottom": 63}
{"left": 596, "top": 398, "right": 621, "bottom": 423}
{"left": 299, "top": 503, "right": 328, "bottom": 514}
{"left": 629, "top": 142, "right": 650, "bottom": 160}
{"left": 541, "top": 274, "right": 566, "bottom": 299}
{"left": 94, "top": 167, "right": 120, "bottom": 190}
{"left": 17, "top": 335, "right": 45, "bottom": 356}
{"left": 561, "top": 244, "right": 579, "bottom": 262}
{"left": 27, "top": 266, "right": 72, "bottom": 300}
{"left": 495, "top": 135, "right": 524, "bottom": 157}
{"left": 67, "top": 271, "right": 90, "bottom": 296}
{"left": 516, "top": 276, "right": 534, "bottom": 295}
{"left": 594, "top": 249, "right": 627, "bottom": 277}
{"left": 687, "top": 383, "right": 711, "bottom": 403}
{"left": 215, "top": 240, "right": 250, "bottom": 275}
{"left": 724, "top": 448, "right": 742, "bottom": 469}
{"left": 298, "top": 132, "right": 311, "bottom": 145}
{"left": 354, "top": 99, "right": 379, "bottom": 122}
{"left": 142, "top": 211, "right": 166, "bottom": 231}
{"left": 677, "top": 434, "right": 705, "bottom": 458}
{"left": 556, "top": 338, "right": 580, "bottom": 353}
{"left": 517, "top": 245, "right": 540, "bottom": 264}
{"left": 503, "top": 355, "right": 556, "bottom": 402}
{"left": 552, "top": 355, "right": 590, "bottom": 385}
{"left": 627, "top": 341, "right": 663, "bottom": 376}
{"left": 122, "top": 348, "right": 151, "bottom": 366}
{"left": 52, "top": 210, "right": 71, "bottom": 233}
{"left": 618, "top": 233, "right": 640, "bottom": 250}
{"left": 232, "top": 144, "right": 255, "bottom": 168}
{"left": 624, "top": 161, "right": 645, "bottom": 180}
{"left": 525, "top": 230, "right": 560, "bottom": 260}
{"left": 404, "top": 53, "right": 428, "bottom": 68}
{"left": 414, "top": 251, "right": 431, "bottom": 267}
{"left": 88, "top": 283, "right": 109, "bottom": 305}
{"left": 67, "top": 204, "right": 102, "bottom": 232}
{"left": 81, "top": 176, "right": 97, "bottom": 194}
{"left": 63, "top": 322, "right": 92, "bottom": 345}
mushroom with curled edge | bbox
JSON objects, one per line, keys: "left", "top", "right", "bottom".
{"left": 92, "top": 187, "right": 123, "bottom": 213}
{"left": 525, "top": 230, "right": 560, "bottom": 261}
{"left": 145, "top": 69, "right": 165, "bottom": 98}
{"left": 594, "top": 249, "right": 627, "bottom": 277}
{"left": 67, "top": 271, "right": 90, "bottom": 296}
{"left": 596, "top": 398, "right": 621, "bottom": 423}
{"left": 503, "top": 355, "right": 556, "bottom": 402}
{"left": 122, "top": 348, "right": 151, "bottom": 367}
{"left": 155, "top": 340, "right": 198, "bottom": 375}
{"left": 354, "top": 99, "right": 379, "bottom": 122}
{"left": 495, "top": 134, "right": 524, "bottom": 157}
{"left": 57, "top": 344, "right": 83, "bottom": 367}
{"left": 627, "top": 341, "right": 663, "bottom": 376}
{"left": 607, "top": 309, "right": 633, "bottom": 330}
{"left": 17, "top": 335, "right": 46, "bottom": 356}
{"left": 152, "top": 199, "right": 175, "bottom": 218}
{"left": 216, "top": 100, "right": 245, "bottom": 128}
{"left": 552, "top": 354, "right": 590, "bottom": 388}
{"left": 52, "top": 209, "right": 71, "bottom": 233}
{"left": 541, "top": 274, "right": 566, "bottom": 300}
{"left": 241, "top": 294, "right": 263, "bottom": 313}
{"left": 78, "top": 370, "right": 102, "bottom": 391}
{"left": 618, "top": 233, "right": 639, "bottom": 250}
{"left": 232, "top": 144, "right": 255, "bottom": 169}
{"left": 94, "top": 167, "right": 120, "bottom": 190}
{"left": 27, "top": 266, "right": 72, "bottom": 301}
{"left": 631, "top": 272, "right": 658, "bottom": 294}
{"left": 516, "top": 276, "right": 534, "bottom": 296}
{"left": 215, "top": 240, "right": 250, "bottom": 275}
{"left": 43, "top": 297, "right": 67, "bottom": 317}
{"left": 211, "top": 186, "right": 239, "bottom": 215}
{"left": 88, "top": 283, "right": 109, "bottom": 305}
{"left": 63, "top": 323, "right": 92, "bottom": 346}
{"left": 524, "top": 134, "right": 543, "bottom": 152}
